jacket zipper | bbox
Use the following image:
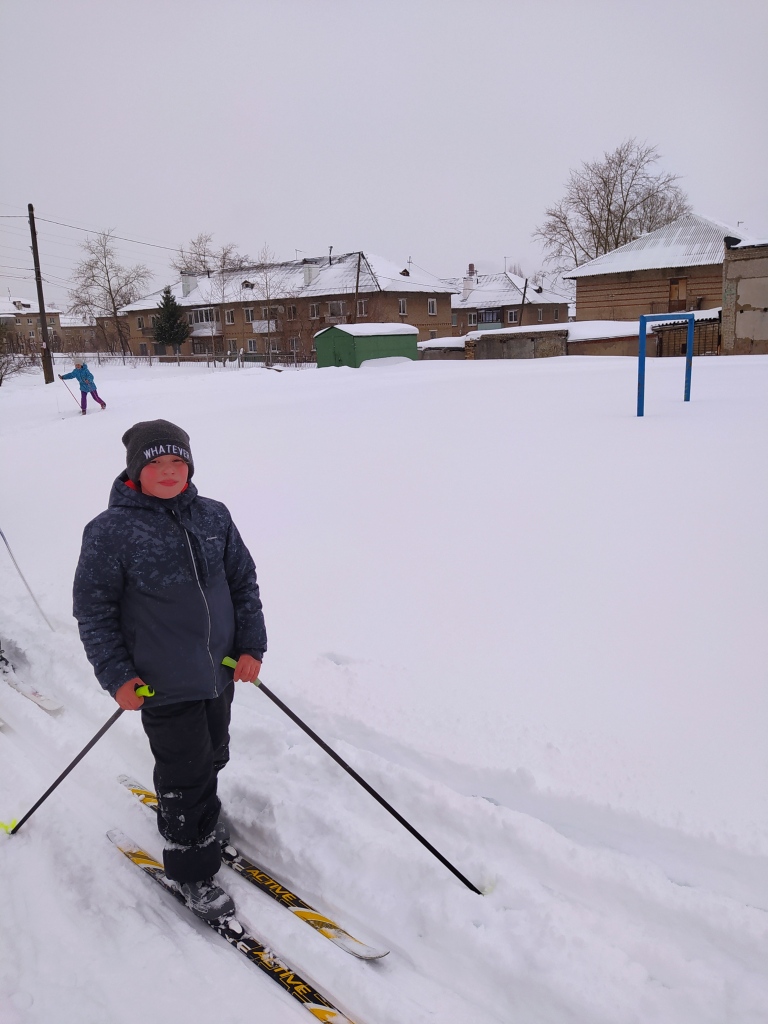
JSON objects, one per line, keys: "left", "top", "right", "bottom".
{"left": 177, "top": 516, "right": 218, "bottom": 697}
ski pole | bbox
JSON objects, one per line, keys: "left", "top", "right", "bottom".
{"left": 58, "top": 375, "right": 81, "bottom": 407}
{"left": 222, "top": 657, "right": 483, "bottom": 895}
{"left": 5, "top": 684, "right": 154, "bottom": 836}
{"left": 0, "top": 526, "right": 55, "bottom": 632}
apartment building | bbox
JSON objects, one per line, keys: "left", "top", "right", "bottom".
{"left": 450, "top": 265, "right": 569, "bottom": 337}
{"left": 0, "top": 296, "right": 63, "bottom": 353}
{"left": 117, "top": 252, "right": 454, "bottom": 359}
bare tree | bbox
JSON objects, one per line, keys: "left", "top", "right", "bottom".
{"left": 69, "top": 231, "right": 151, "bottom": 359}
{"left": 172, "top": 232, "right": 251, "bottom": 276}
{"left": 0, "top": 322, "right": 37, "bottom": 386}
{"left": 534, "top": 139, "right": 691, "bottom": 272}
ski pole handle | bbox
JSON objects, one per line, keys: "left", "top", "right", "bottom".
{"left": 135, "top": 684, "right": 155, "bottom": 697}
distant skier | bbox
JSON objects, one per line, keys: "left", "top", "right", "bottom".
{"left": 72, "top": 419, "right": 267, "bottom": 921}
{"left": 58, "top": 361, "right": 106, "bottom": 414}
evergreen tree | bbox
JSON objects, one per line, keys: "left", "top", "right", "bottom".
{"left": 153, "top": 286, "right": 191, "bottom": 353}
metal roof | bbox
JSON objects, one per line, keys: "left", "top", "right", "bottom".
{"left": 565, "top": 215, "right": 747, "bottom": 280}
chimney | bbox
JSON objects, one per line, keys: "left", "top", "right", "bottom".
{"left": 181, "top": 273, "right": 197, "bottom": 297}
{"left": 468, "top": 263, "right": 475, "bottom": 277}
{"left": 303, "top": 263, "right": 319, "bottom": 287}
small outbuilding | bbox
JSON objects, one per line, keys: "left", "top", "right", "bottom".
{"left": 314, "top": 323, "right": 419, "bottom": 368}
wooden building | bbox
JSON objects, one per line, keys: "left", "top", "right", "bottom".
{"left": 565, "top": 214, "right": 744, "bottom": 322}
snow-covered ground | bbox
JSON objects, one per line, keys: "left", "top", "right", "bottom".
{"left": 1, "top": 354, "right": 767, "bottom": 1023}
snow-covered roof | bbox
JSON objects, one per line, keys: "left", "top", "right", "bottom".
{"left": 466, "top": 320, "right": 639, "bottom": 342}
{"left": 731, "top": 238, "right": 768, "bottom": 250}
{"left": 649, "top": 307, "right": 721, "bottom": 330}
{"left": 452, "top": 271, "right": 566, "bottom": 309}
{"left": 121, "top": 252, "right": 451, "bottom": 313}
{"left": 315, "top": 322, "right": 419, "bottom": 338}
{"left": 565, "top": 215, "right": 747, "bottom": 280}
{"left": 417, "top": 337, "right": 466, "bottom": 350}
{"left": 0, "top": 295, "right": 63, "bottom": 317}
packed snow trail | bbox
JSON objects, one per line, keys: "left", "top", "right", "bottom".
{"left": 1, "top": 357, "right": 768, "bottom": 1023}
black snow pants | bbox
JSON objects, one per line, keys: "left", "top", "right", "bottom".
{"left": 140, "top": 683, "right": 234, "bottom": 883}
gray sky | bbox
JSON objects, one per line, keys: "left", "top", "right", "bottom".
{"left": 3, "top": 0, "right": 767, "bottom": 308}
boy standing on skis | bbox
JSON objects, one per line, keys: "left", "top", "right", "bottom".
{"left": 73, "top": 419, "right": 266, "bottom": 920}
{"left": 58, "top": 361, "right": 107, "bottom": 414}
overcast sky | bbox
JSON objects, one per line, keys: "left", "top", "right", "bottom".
{"left": 2, "top": 0, "right": 767, "bottom": 308}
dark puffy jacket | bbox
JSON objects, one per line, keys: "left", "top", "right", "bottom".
{"left": 73, "top": 473, "right": 267, "bottom": 706}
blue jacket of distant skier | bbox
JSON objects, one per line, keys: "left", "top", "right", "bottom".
{"left": 73, "top": 474, "right": 267, "bottom": 706}
{"left": 60, "top": 363, "right": 97, "bottom": 392}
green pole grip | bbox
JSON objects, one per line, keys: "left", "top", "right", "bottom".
{"left": 135, "top": 684, "right": 155, "bottom": 697}
{"left": 222, "top": 656, "right": 261, "bottom": 686}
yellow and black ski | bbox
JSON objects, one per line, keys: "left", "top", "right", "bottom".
{"left": 118, "top": 775, "right": 389, "bottom": 960}
{"left": 108, "top": 829, "right": 359, "bottom": 1023}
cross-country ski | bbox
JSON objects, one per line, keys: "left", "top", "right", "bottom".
{"left": 108, "top": 829, "right": 360, "bottom": 1024}
{"left": 119, "top": 775, "right": 389, "bottom": 960}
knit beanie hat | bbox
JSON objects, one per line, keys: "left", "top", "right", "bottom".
{"left": 122, "top": 419, "right": 194, "bottom": 484}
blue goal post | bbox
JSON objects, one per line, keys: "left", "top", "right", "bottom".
{"left": 637, "top": 312, "right": 696, "bottom": 417}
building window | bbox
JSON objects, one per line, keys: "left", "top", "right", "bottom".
{"left": 507, "top": 310, "right": 518, "bottom": 324}
{"left": 27, "top": 318, "right": 32, "bottom": 325}
{"left": 48, "top": 317, "right": 54, "bottom": 325}
{"left": 225, "top": 309, "right": 235, "bottom": 325}
{"left": 137, "top": 316, "right": 144, "bottom": 329}
{"left": 286, "top": 305, "right": 297, "bottom": 321}
{"left": 28, "top": 329, "right": 35, "bottom": 337}
{"left": 139, "top": 343, "right": 148, "bottom": 356}
{"left": 227, "top": 338, "right": 237, "bottom": 352}
{"left": 244, "top": 308, "right": 254, "bottom": 323}
{"left": 190, "top": 307, "right": 219, "bottom": 324}
{"left": 270, "top": 339, "right": 279, "bottom": 353}
{"left": 357, "top": 299, "right": 368, "bottom": 317}
{"left": 398, "top": 298, "right": 407, "bottom": 316}
{"left": 478, "top": 309, "right": 501, "bottom": 324}
{"left": 451, "top": 313, "right": 458, "bottom": 327}
{"left": 328, "top": 301, "right": 346, "bottom": 318}
{"left": 429, "top": 330, "right": 437, "bottom": 339}
{"left": 262, "top": 305, "right": 279, "bottom": 319}
{"left": 248, "top": 338, "right": 257, "bottom": 352}
{"left": 553, "top": 308, "right": 559, "bottom": 321}
{"left": 289, "top": 337, "right": 299, "bottom": 351}
{"left": 467, "top": 312, "right": 477, "bottom": 326}
{"left": 309, "top": 303, "right": 320, "bottom": 319}
{"left": 151, "top": 315, "right": 158, "bottom": 328}
{"left": 537, "top": 308, "right": 543, "bottom": 322}
{"left": 427, "top": 298, "right": 437, "bottom": 316}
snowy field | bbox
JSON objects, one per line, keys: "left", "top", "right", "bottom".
{"left": 1, "top": 354, "right": 767, "bottom": 1023}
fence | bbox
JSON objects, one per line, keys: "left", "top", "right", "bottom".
{"left": 51, "top": 351, "right": 317, "bottom": 371}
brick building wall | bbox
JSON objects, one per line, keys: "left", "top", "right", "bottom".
{"left": 122, "top": 290, "right": 453, "bottom": 359}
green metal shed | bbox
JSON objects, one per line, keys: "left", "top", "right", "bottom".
{"left": 315, "top": 323, "right": 419, "bottom": 368}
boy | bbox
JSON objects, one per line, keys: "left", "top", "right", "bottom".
{"left": 58, "top": 361, "right": 107, "bottom": 414}
{"left": 73, "top": 419, "right": 266, "bottom": 920}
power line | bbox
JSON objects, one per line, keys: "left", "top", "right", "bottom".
{"left": 36, "top": 217, "right": 180, "bottom": 253}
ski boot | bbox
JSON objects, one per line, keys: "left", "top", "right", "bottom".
{"left": 180, "top": 876, "right": 235, "bottom": 922}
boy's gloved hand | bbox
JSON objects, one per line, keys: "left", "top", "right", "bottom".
{"left": 115, "top": 677, "right": 145, "bottom": 710}
{"left": 233, "top": 655, "right": 261, "bottom": 683}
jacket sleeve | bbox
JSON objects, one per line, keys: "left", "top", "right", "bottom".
{"left": 72, "top": 519, "right": 138, "bottom": 696}
{"left": 60, "top": 370, "right": 77, "bottom": 380}
{"left": 223, "top": 517, "right": 267, "bottom": 661}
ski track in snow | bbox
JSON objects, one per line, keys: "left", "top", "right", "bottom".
{"left": 1, "top": 357, "right": 768, "bottom": 1023}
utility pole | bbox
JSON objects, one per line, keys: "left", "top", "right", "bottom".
{"left": 28, "top": 204, "right": 54, "bottom": 384}
{"left": 352, "top": 251, "right": 362, "bottom": 323}
{"left": 518, "top": 278, "right": 528, "bottom": 328}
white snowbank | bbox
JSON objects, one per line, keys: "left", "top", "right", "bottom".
{"left": 1, "top": 355, "right": 767, "bottom": 1023}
